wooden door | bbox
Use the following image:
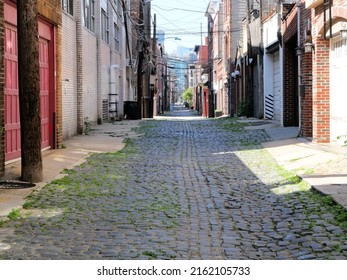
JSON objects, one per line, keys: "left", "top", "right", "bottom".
{"left": 4, "top": 23, "right": 20, "bottom": 161}
{"left": 39, "top": 37, "right": 50, "bottom": 149}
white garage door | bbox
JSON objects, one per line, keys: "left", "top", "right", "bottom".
{"left": 330, "top": 38, "right": 347, "bottom": 143}
{"left": 273, "top": 52, "right": 281, "bottom": 122}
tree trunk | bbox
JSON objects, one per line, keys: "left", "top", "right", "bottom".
{"left": 17, "top": 0, "right": 43, "bottom": 182}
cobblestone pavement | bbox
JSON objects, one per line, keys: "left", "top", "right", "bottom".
{"left": 0, "top": 113, "right": 347, "bottom": 259}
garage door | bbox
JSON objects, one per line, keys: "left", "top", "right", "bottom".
{"left": 330, "top": 38, "right": 347, "bottom": 143}
{"left": 272, "top": 52, "right": 281, "bottom": 122}
{"left": 4, "top": 2, "right": 54, "bottom": 161}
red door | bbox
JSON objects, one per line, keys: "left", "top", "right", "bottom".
{"left": 4, "top": 2, "right": 54, "bottom": 161}
{"left": 4, "top": 23, "right": 21, "bottom": 161}
{"left": 39, "top": 38, "right": 50, "bottom": 149}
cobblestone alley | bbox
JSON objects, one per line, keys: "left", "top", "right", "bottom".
{"left": 0, "top": 110, "right": 347, "bottom": 260}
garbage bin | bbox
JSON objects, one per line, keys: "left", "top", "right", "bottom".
{"left": 124, "top": 101, "right": 141, "bottom": 119}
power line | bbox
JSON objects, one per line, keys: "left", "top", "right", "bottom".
{"left": 151, "top": 4, "right": 206, "bottom": 14}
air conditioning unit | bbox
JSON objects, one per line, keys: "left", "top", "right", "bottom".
{"left": 126, "top": 59, "right": 136, "bottom": 67}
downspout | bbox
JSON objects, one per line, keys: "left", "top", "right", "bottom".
{"left": 96, "top": 1, "right": 102, "bottom": 124}
{"left": 110, "top": 64, "right": 120, "bottom": 120}
{"left": 76, "top": 1, "right": 84, "bottom": 134}
{"left": 296, "top": 0, "right": 302, "bottom": 135}
{"left": 97, "top": 37, "right": 102, "bottom": 124}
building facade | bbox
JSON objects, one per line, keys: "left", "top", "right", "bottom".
{"left": 1, "top": 0, "right": 62, "bottom": 177}
{"left": 0, "top": 0, "right": 140, "bottom": 178}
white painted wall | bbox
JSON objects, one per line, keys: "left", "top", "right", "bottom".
{"left": 61, "top": 11, "right": 78, "bottom": 139}
{"left": 82, "top": 30, "right": 98, "bottom": 122}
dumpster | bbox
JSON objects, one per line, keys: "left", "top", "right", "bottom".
{"left": 124, "top": 101, "right": 141, "bottom": 119}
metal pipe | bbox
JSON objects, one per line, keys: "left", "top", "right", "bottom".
{"left": 297, "top": 0, "right": 302, "bottom": 134}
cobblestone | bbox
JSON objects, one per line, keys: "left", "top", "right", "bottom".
{"left": 0, "top": 114, "right": 346, "bottom": 259}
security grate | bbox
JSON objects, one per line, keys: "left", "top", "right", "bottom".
{"left": 102, "top": 99, "right": 109, "bottom": 121}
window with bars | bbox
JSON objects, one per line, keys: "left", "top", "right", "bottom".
{"left": 83, "top": 0, "right": 95, "bottom": 32}
{"left": 101, "top": 9, "right": 109, "bottom": 44}
{"left": 62, "top": 0, "right": 74, "bottom": 15}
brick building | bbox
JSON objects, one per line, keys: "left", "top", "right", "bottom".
{"left": 62, "top": 0, "right": 134, "bottom": 138}
{"left": 283, "top": 0, "right": 347, "bottom": 143}
{"left": 0, "top": 0, "right": 62, "bottom": 177}
{"left": 0, "top": 0, "right": 137, "bottom": 179}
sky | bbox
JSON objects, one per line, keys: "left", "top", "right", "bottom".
{"left": 151, "top": 0, "right": 209, "bottom": 55}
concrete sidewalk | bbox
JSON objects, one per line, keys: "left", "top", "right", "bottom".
{"left": 243, "top": 119, "right": 347, "bottom": 209}
{"left": 0, "top": 120, "right": 141, "bottom": 217}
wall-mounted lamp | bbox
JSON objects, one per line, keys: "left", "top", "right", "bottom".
{"left": 304, "top": 42, "right": 314, "bottom": 53}
{"left": 340, "top": 22, "right": 347, "bottom": 40}
{"left": 304, "top": 30, "right": 314, "bottom": 53}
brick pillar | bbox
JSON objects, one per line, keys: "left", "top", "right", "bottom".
{"left": 0, "top": 0, "right": 5, "bottom": 178}
{"left": 312, "top": 37, "right": 330, "bottom": 143}
{"left": 301, "top": 49, "right": 313, "bottom": 138}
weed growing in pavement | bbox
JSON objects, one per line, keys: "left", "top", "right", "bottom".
{"left": 7, "top": 209, "right": 21, "bottom": 221}
{"left": 308, "top": 193, "right": 347, "bottom": 228}
{"left": 237, "top": 147, "right": 347, "bottom": 230}
{"left": 142, "top": 251, "right": 158, "bottom": 259}
{"left": 134, "top": 120, "right": 155, "bottom": 135}
{"left": 213, "top": 117, "right": 248, "bottom": 132}
{"left": 22, "top": 202, "right": 34, "bottom": 209}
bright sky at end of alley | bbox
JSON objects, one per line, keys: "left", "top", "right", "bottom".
{"left": 151, "top": 0, "right": 209, "bottom": 55}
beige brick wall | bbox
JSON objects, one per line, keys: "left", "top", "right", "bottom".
{"left": 62, "top": 12, "right": 78, "bottom": 139}
{"left": 82, "top": 30, "right": 98, "bottom": 122}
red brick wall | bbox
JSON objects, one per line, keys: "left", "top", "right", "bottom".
{"left": 282, "top": 2, "right": 314, "bottom": 136}
{"left": 0, "top": 1, "right": 4, "bottom": 177}
{"left": 282, "top": 38, "right": 299, "bottom": 127}
{"left": 38, "top": 0, "right": 62, "bottom": 148}
{"left": 300, "top": 6, "right": 313, "bottom": 138}
{"left": 301, "top": 47, "right": 313, "bottom": 138}
{"left": 310, "top": 0, "right": 347, "bottom": 143}
{"left": 282, "top": 7, "right": 299, "bottom": 127}
{"left": 312, "top": 37, "right": 330, "bottom": 143}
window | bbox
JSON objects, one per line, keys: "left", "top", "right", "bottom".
{"left": 83, "top": 0, "right": 95, "bottom": 32}
{"left": 114, "top": 23, "right": 120, "bottom": 52}
{"left": 101, "top": 9, "right": 109, "bottom": 44}
{"left": 114, "top": 0, "right": 123, "bottom": 20}
{"left": 62, "top": 0, "right": 73, "bottom": 15}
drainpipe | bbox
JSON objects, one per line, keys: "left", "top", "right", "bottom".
{"left": 76, "top": 0, "right": 84, "bottom": 134}
{"left": 296, "top": 0, "right": 302, "bottom": 135}
{"left": 110, "top": 64, "right": 120, "bottom": 120}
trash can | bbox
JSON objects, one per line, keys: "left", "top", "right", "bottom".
{"left": 124, "top": 101, "right": 141, "bottom": 119}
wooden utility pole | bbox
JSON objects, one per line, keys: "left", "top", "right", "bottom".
{"left": 17, "top": 0, "right": 43, "bottom": 182}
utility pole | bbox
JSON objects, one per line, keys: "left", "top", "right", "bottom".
{"left": 17, "top": 0, "right": 43, "bottom": 182}
{"left": 152, "top": 13, "right": 157, "bottom": 117}
{"left": 142, "top": 0, "right": 151, "bottom": 118}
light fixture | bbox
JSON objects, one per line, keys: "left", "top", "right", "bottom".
{"left": 304, "top": 42, "right": 314, "bottom": 53}
{"left": 340, "top": 22, "right": 347, "bottom": 40}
